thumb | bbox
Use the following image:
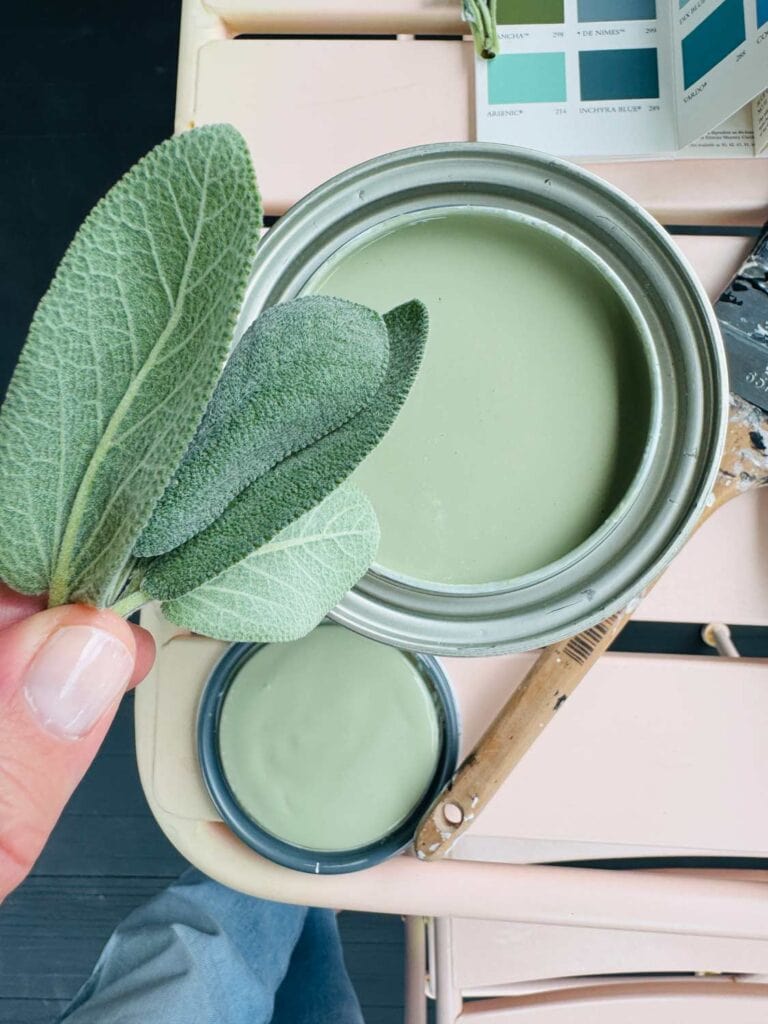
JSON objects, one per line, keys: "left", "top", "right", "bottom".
{"left": 0, "top": 604, "right": 153, "bottom": 899}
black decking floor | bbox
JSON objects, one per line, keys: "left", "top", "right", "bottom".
{"left": 0, "top": 696, "right": 407, "bottom": 1024}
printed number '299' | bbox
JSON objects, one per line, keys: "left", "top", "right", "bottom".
{"left": 746, "top": 366, "right": 768, "bottom": 392}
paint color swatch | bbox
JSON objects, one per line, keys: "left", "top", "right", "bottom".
{"left": 488, "top": 52, "right": 567, "bottom": 104}
{"left": 758, "top": 0, "right": 768, "bottom": 27}
{"left": 578, "top": 0, "right": 656, "bottom": 21}
{"left": 497, "top": 0, "right": 564, "bottom": 24}
{"left": 681, "top": 0, "right": 746, "bottom": 89}
{"left": 579, "top": 47, "right": 660, "bottom": 101}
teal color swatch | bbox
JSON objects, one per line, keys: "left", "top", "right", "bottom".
{"left": 579, "top": 48, "right": 659, "bottom": 101}
{"left": 578, "top": 0, "right": 656, "bottom": 20}
{"left": 681, "top": 0, "right": 746, "bottom": 89}
{"left": 758, "top": 0, "right": 768, "bottom": 27}
{"left": 488, "top": 52, "right": 567, "bottom": 105}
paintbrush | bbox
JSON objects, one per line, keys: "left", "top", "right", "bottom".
{"left": 415, "top": 221, "right": 768, "bottom": 861}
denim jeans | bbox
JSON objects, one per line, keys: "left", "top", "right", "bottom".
{"left": 59, "top": 869, "right": 365, "bottom": 1024}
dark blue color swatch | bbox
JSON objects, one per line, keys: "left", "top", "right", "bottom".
{"left": 758, "top": 0, "right": 768, "bottom": 28}
{"left": 579, "top": 47, "right": 660, "bottom": 101}
{"left": 681, "top": 0, "right": 746, "bottom": 90}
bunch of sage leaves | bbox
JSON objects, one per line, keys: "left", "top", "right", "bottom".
{"left": 0, "top": 125, "right": 427, "bottom": 643}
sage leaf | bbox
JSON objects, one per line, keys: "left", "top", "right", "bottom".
{"left": 143, "top": 300, "right": 427, "bottom": 600}
{"left": 0, "top": 124, "right": 261, "bottom": 606}
{"left": 136, "top": 296, "right": 389, "bottom": 557}
{"left": 161, "top": 486, "right": 379, "bottom": 643}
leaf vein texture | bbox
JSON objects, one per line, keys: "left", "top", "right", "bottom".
{"left": 0, "top": 124, "right": 261, "bottom": 603}
{"left": 161, "top": 486, "right": 380, "bottom": 643}
{"left": 143, "top": 300, "right": 427, "bottom": 598}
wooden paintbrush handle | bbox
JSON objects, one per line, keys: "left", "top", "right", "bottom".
{"left": 415, "top": 612, "right": 628, "bottom": 860}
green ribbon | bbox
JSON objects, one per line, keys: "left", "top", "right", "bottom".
{"left": 463, "top": 0, "right": 499, "bottom": 59}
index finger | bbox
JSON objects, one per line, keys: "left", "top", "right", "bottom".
{"left": 0, "top": 583, "right": 47, "bottom": 631}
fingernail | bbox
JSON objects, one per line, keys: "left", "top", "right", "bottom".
{"left": 23, "top": 626, "right": 134, "bottom": 739}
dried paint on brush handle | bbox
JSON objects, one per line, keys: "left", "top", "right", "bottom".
{"left": 414, "top": 395, "right": 768, "bottom": 863}
{"left": 414, "top": 614, "right": 627, "bottom": 860}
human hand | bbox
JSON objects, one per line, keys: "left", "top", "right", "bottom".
{"left": 0, "top": 585, "right": 155, "bottom": 899}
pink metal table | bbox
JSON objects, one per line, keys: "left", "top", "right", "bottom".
{"left": 136, "top": 3, "right": 768, "bottom": 1017}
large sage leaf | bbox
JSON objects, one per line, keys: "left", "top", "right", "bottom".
{"left": 143, "top": 300, "right": 427, "bottom": 600}
{"left": 136, "top": 296, "right": 389, "bottom": 557}
{"left": 161, "top": 486, "right": 379, "bottom": 642}
{"left": 0, "top": 124, "right": 261, "bottom": 605}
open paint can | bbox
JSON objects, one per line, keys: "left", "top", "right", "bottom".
{"left": 197, "top": 624, "right": 460, "bottom": 874}
{"left": 238, "top": 144, "right": 727, "bottom": 655}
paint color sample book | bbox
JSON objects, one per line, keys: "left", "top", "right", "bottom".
{"left": 476, "top": 0, "right": 768, "bottom": 158}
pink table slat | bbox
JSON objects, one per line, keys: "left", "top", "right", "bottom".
{"left": 455, "top": 981, "right": 768, "bottom": 1023}
{"left": 443, "top": 912, "right": 768, "bottom": 991}
{"left": 206, "top": 0, "right": 466, "bottom": 35}
{"left": 444, "top": 651, "right": 768, "bottom": 862}
{"left": 181, "top": 33, "right": 768, "bottom": 222}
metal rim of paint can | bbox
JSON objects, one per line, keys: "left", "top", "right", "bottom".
{"left": 196, "top": 633, "right": 461, "bottom": 874}
{"left": 237, "top": 143, "right": 728, "bottom": 656}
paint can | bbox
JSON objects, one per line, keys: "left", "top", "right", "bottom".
{"left": 197, "top": 629, "right": 460, "bottom": 874}
{"left": 237, "top": 144, "right": 727, "bottom": 655}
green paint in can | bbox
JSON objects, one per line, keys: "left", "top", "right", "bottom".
{"left": 307, "top": 207, "right": 651, "bottom": 586}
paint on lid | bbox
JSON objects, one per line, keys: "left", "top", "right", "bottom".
{"left": 197, "top": 625, "right": 460, "bottom": 871}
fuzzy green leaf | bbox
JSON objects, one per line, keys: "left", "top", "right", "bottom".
{"left": 161, "top": 486, "right": 379, "bottom": 642}
{"left": 143, "top": 300, "right": 427, "bottom": 600}
{"left": 136, "top": 296, "right": 389, "bottom": 557}
{"left": 0, "top": 124, "right": 261, "bottom": 606}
